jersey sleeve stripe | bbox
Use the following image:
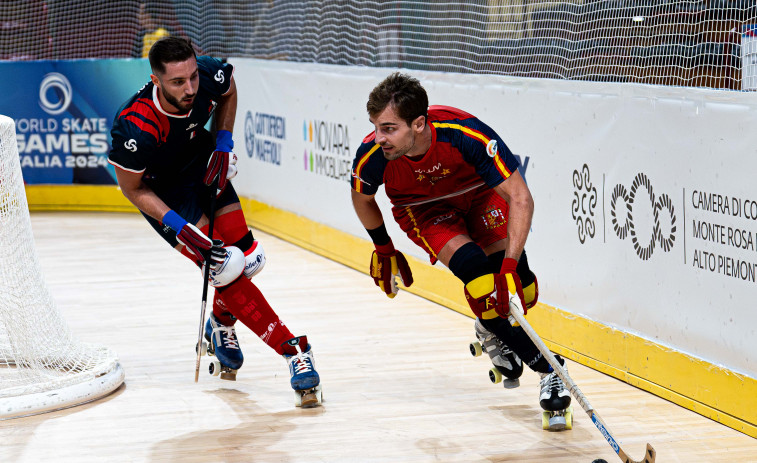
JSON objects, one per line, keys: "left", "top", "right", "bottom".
{"left": 125, "top": 114, "right": 160, "bottom": 142}
{"left": 353, "top": 143, "right": 381, "bottom": 193}
{"left": 432, "top": 122, "right": 490, "bottom": 147}
{"left": 493, "top": 155, "right": 512, "bottom": 179}
{"left": 119, "top": 98, "right": 167, "bottom": 143}
{"left": 108, "top": 158, "right": 146, "bottom": 174}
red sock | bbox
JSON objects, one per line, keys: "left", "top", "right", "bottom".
{"left": 212, "top": 292, "right": 236, "bottom": 326}
{"left": 213, "top": 208, "right": 249, "bottom": 244}
{"left": 217, "top": 277, "right": 294, "bottom": 354}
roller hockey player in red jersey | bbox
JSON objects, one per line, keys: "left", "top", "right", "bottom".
{"left": 350, "top": 72, "right": 570, "bottom": 429}
{"left": 108, "top": 37, "right": 320, "bottom": 406}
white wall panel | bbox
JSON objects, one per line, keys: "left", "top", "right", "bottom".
{"left": 230, "top": 58, "right": 757, "bottom": 378}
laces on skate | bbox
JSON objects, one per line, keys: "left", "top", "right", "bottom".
{"left": 541, "top": 371, "right": 562, "bottom": 391}
{"left": 288, "top": 349, "right": 314, "bottom": 375}
{"left": 211, "top": 326, "right": 240, "bottom": 350}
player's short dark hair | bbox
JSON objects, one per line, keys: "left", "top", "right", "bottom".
{"left": 148, "top": 37, "right": 195, "bottom": 75}
{"left": 367, "top": 72, "right": 428, "bottom": 126}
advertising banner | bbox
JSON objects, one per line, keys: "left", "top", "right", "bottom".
{"left": 230, "top": 58, "right": 757, "bottom": 378}
{"left": 0, "top": 59, "right": 151, "bottom": 184}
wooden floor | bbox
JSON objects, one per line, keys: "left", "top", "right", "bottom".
{"left": 1, "top": 212, "right": 754, "bottom": 462}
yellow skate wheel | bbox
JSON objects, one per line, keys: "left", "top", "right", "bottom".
{"left": 469, "top": 341, "right": 483, "bottom": 357}
{"left": 565, "top": 406, "right": 573, "bottom": 430}
{"left": 489, "top": 367, "right": 502, "bottom": 384}
{"left": 541, "top": 411, "right": 550, "bottom": 430}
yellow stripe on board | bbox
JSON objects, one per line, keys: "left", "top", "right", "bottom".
{"left": 26, "top": 185, "right": 138, "bottom": 213}
{"left": 24, "top": 184, "right": 757, "bottom": 438}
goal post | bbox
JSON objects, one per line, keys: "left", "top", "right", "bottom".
{"left": 0, "top": 115, "right": 124, "bottom": 419}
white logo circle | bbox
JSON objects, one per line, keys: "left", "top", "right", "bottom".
{"left": 486, "top": 139, "right": 498, "bottom": 158}
{"left": 214, "top": 70, "right": 225, "bottom": 84}
{"left": 125, "top": 139, "right": 138, "bottom": 152}
{"left": 39, "top": 73, "right": 72, "bottom": 115}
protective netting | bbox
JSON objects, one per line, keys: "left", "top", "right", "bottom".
{"left": 1, "top": 2, "right": 756, "bottom": 85}
{"left": 0, "top": 115, "right": 123, "bottom": 418}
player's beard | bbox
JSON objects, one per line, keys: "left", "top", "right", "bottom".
{"left": 162, "top": 87, "right": 195, "bottom": 114}
{"left": 382, "top": 135, "right": 415, "bottom": 161}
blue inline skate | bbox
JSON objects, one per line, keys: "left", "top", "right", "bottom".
{"left": 281, "top": 336, "right": 322, "bottom": 407}
{"left": 203, "top": 313, "right": 244, "bottom": 381}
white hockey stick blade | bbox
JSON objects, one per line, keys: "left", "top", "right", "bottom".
{"left": 506, "top": 295, "right": 656, "bottom": 463}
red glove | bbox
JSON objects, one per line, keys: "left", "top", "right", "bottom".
{"left": 203, "top": 130, "right": 237, "bottom": 195}
{"left": 203, "top": 150, "right": 237, "bottom": 194}
{"left": 499, "top": 258, "right": 528, "bottom": 316}
{"left": 177, "top": 224, "right": 225, "bottom": 269}
{"left": 370, "top": 242, "right": 414, "bottom": 298}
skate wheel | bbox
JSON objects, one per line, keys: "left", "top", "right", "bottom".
{"left": 316, "top": 385, "right": 323, "bottom": 404}
{"left": 541, "top": 411, "right": 550, "bottom": 430}
{"left": 196, "top": 341, "right": 208, "bottom": 356}
{"left": 489, "top": 367, "right": 503, "bottom": 384}
{"left": 209, "top": 360, "right": 221, "bottom": 377}
{"left": 565, "top": 406, "right": 573, "bottom": 430}
{"left": 469, "top": 341, "right": 483, "bottom": 357}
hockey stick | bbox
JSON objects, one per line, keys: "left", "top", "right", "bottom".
{"left": 194, "top": 179, "right": 219, "bottom": 383}
{"left": 507, "top": 296, "right": 656, "bottom": 463}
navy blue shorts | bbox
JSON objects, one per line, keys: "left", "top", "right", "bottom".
{"left": 143, "top": 183, "right": 241, "bottom": 248}
{"left": 141, "top": 130, "right": 241, "bottom": 248}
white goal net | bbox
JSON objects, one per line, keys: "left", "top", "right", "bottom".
{"left": 2, "top": 1, "right": 756, "bottom": 91}
{"left": 0, "top": 115, "right": 124, "bottom": 419}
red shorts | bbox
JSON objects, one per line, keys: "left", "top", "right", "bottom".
{"left": 392, "top": 186, "right": 509, "bottom": 264}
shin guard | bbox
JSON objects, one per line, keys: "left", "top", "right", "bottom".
{"left": 216, "top": 276, "right": 294, "bottom": 354}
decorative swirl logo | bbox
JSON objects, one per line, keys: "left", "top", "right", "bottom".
{"left": 610, "top": 172, "right": 676, "bottom": 260}
{"left": 39, "top": 72, "right": 72, "bottom": 115}
{"left": 571, "top": 164, "right": 597, "bottom": 244}
{"left": 244, "top": 111, "right": 255, "bottom": 158}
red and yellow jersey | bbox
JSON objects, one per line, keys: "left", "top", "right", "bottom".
{"left": 350, "top": 105, "right": 519, "bottom": 207}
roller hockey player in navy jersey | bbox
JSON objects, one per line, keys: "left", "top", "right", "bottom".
{"left": 109, "top": 37, "right": 320, "bottom": 406}
{"left": 350, "top": 73, "right": 571, "bottom": 429}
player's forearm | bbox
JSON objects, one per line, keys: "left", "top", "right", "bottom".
{"left": 215, "top": 79, "right": 237, "bottom": 133}
{"left": 351, "top": 189, "right": 384, "bottom": 230}
{"left": 118, "top": 178, "right": 170, "bottom": 223}
{"left": 504, "top": 199, "right": 533, "bottom": 261}
{"left": 494, "top": 172, "right": 534, "bottom": 261}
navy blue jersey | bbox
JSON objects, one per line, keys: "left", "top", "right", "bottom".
{"left": 351, "top": 105, "right": 520, "bottom": 207}
{"left": 109, "top": 55, "right": 233, "bottom": 184}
